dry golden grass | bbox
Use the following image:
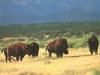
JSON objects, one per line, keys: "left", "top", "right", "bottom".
{"left": 0, "top": 48, "right": 100, "bottom": 75}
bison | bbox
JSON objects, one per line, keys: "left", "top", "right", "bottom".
{"left": 1, "top": 42, "right": 29, "bottom": 62}
{"left": 46, "top": 38, "right": 69, "bottom": 58}
{"left": 27, "top": 42, "right": 39, "bottom": 57}
{"left": 1, "top": 42, "right": 39, "bottom": 62}
{"left": 87, "top": 35, "right": 99, "bottom": 55}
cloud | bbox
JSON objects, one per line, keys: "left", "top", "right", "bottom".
{"left": 13, "top": 0, "right": 40, "bottom": 6}
{"left": 13, "top": 0, "right": 27, "bottom": 6}
{"left": 33, "top": 0, "right": 40, "bottom": 4}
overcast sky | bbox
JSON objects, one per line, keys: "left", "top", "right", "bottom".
{"left": 0, "top": 0, "right": 100, "bottom": 24}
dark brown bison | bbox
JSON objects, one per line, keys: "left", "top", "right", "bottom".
{"left": 87, "top": 35, "right": 99, "bottom": 55}
{"left": 46, "top": 38, "right": 69, "bottom": 58}
{"left": 2, "top": 43, "right": 29, "bottom": 62}
{"left": 27, "top": 42, "right": 39, "bottom": 57}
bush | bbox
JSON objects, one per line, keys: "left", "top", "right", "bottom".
{"left": 94, "top": 69, "right": 100, "bottom": 75}
{"left": 67, "top": 34, "right": 89, "bottom": 48}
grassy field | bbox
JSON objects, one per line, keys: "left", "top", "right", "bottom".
{"left": 0, "top": 22, "right": 100, "bottom": 75}
{"left": 0, "top": 48, "right": 100, "bottom": 75}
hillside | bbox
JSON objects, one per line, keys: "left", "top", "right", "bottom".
{"left": 0, "top": 22, "right": 100, "bottom": 38}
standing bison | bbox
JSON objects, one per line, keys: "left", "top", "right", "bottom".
{"left": 46, "top": 38, "right": 69, "bottom": 58}
{"left": 27, "top": 42, "right": 39, "bottom": 57}
{"left": 87, "top": 35, "right": 99, "bottom": 55}
{"left": 2, "top": 43, "right": 29, "bottom": 62}
{"left": 1, "top": 42, "right": 39, "bottom": 62}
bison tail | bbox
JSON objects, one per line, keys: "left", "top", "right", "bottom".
{"left": 1, "top": 48, "right": 7, "bottom": 54}
{"left": 45, "top": 46, "right": 48, "bottom": 58}
{"left": 1, "top": 49, "right": 4, "bottom": 53}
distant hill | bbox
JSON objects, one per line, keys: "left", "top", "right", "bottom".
{"left": 0, "top": 22, "right": 100, "bottom": 38}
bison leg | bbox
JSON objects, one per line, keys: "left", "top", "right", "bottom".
{"left": 5, "top": 56, "right": 8, "bottom": 62}
{"left": 90, "top": 50, "right": 93, "bottom": 55}
{"left": 56, "top": 52, "right": 60, "bottom": 58}
{"left": 94, "top": 49, "right": 98, "bottom": 55}
{"left": 56, "top": 53, "right": 63, "bottom": 58}
{"left": 49, "top": 52, "right": 52, "bottom": 58}
{"left": 20, "top": 55, "right": 24, "bottom": 61}
{"left": 4, "top": 50, "right": 8, "bottom": 62}
{"left": 32, "top": 54, "right": 35, "bottom": 57}
{"left": 20, "top": 57, "right": 23, "bottom": 61}
{"left": 8, "top": 56, "right": 11, "bottom": 62}
{"left": 34, "top": 50, "right": 39, "bottom": 57}
{"left": 59, "top": 53, "right": 63, "bottom": 58}
{"left": 16, "top": 56, "right": 19, "bottom": 61}
{"left": 56, "top": 54, "right": 60, "bottom": 58}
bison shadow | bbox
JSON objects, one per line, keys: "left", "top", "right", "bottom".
{"left": 65, "top": 54, "right": 91, "bottom": 58}
{"left": 0, "top": 59, "right": 5, "bottom": 63}
{"left": 30, "top": 53, "right": 100, "bottom": 62}
{"left": 63, "top": 53, "right": 100, "bottom": 59}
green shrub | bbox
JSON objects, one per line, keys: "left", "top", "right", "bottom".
{"left": 67, "top": 34, "right": 89, "bottom": 48}
{"left": 94, "top": 70, "right": 100, "bottom": 75}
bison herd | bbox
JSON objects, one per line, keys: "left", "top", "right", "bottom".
{"left": 1, "top": 35, "right": 99, "bottom": 62}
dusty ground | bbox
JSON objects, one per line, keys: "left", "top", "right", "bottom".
{"left": 0, "top": 48, "right": 100, "bottom": 75}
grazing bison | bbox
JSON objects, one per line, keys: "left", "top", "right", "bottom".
{"left": 2, "top": 43, "right": 29, "bottom": 62}
{"left": 46, "top": 38, "right": 69, "bottom": 58}
{"left": 27, "top": 42, "right": 39, "bottom": 57}
{"left": 87, "top": 35, "right": 99, "bottom": 55}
